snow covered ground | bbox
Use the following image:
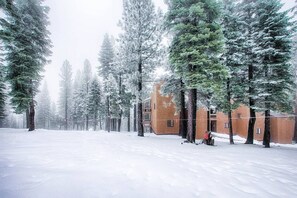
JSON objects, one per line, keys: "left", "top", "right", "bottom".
{"left": 0, "top": 129, "right": 297, "bottom": 198}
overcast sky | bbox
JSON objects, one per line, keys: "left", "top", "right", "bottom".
{"left": 42, "top": 0, "right": 295, "bottom": 104}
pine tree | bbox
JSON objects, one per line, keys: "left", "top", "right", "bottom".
{"left": 119, "top": 0, "right": 163, "bottom": 137}
{"left": 0, "top": 0, "right": 52, "bottom": 131}
{"left": 166, "top": 0, "right": 226, "bottom": 143}
{"left": 254, "top": 0, "right": 295, "bottom": 148}
{"left": 219, "top": 0, "right": 246, "bottom": 144}
{"left": 239, "top": 0, "right": 259, "bottom": 144}
{"left": 72, "top": 70, "right": 84, "bottom": 130}
{"left": 36, "top": 81, "right": 50, "bottom": 129}
{"left": 88, "top": 76, "right": 103, "bottom": 131}
{"left": 82, "top": 59, "right": 92, "bottom": 131}
{"left": 59, "top": 60, "right": 72, "bottom": 130}
{"left": 292, "top": 0, "right": 297, "bottom": 143}
{"left": 0, "top": 62, "right": 6, "bottom": 127}
{"left": 98, "top": 34, "right": 115, "bottom": 132}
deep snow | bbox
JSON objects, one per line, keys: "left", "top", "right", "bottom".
{"left": 0, "top": 129, "right": 296, "bottom": 198}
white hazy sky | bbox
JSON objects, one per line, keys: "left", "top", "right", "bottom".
{"left": 42, "top": 0, "right": 295, "bottom": 104}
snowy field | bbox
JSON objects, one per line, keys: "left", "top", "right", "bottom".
{"left": 0, "top": 129, "right": 297, "bottom": 198}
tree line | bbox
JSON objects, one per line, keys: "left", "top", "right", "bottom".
{"left": 163, "top": 0, "right": 297, "bottom": 148}
{"left": 0, "top": 0, "right": 297, "bottom": 148}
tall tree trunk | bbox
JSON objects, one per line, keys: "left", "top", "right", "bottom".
{"left": 187, "top": 89, "right": 197, "bottom": 143}
{"left": 26, "top": 108, "right": 29, "bottom": 129}
{"left": 118, "top": 110, "right": 122, "bottom": 132}
{"left": 106, "top": 96, "right": 110, "bottom": 132}
{"left": 293, "top": 100, "right": 297, "bottom": 143}
{"left": 118, "top": 74, "right": 122, "bottom": 132}
{"left": 28, "top": 81, "right": 35, "bottom": 131}
{"left": 134, "top": 104, "right": 137, "bottom": 132}
{"left": 263, "top": 109, "right": 270, "bottom": 148}
{"left": 227, "top": 78, "right": 234, "bottom": 144}
{"left": 94, "top": 113, "right": 97, "bottom": 131}
{"left": 28, "top": 101, "right": 35, "bottom": 131}
{"left": 65, "top": 96, "right": 68, "bottom": 131}
{"left": 246, "top": 63, "right": 255, "bottom": 144}
{"left": 128, "top": 110, "right": 131, "bottom": 132}
{"left": 180, "top": 80, "right": 187, "bottom": 138}
{"left": 207, "top": 109, "right": 210, "bottom": 132}
{"left": 86, "top": 114, "right": 89, "bottom": 131}
{"left": 138, "top": 60, "right": 144, "bottom": 137}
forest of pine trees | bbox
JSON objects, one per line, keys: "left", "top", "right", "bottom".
{"left": 0, "top": 0, "right": 297, "bottom": 147}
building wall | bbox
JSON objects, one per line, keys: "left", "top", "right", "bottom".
{"left": 271, "top": 117, "right": 295, "bottom": 144}
{"left": 151, "top": 84, "right": 179, "bottom": 135}
{"left": 196, "top": 108, "right": 207, "bottom": 139}
{"left": 151, "top": 83, "right": 294, "bottom": 144}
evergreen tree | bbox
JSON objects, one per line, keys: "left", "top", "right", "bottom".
{"left": 82, "top": 59, "right": 92, "bottom": 131}
{"left": 255, "top": 0, "right": 295, "bottom": 148}
{"left": 59, "top": 60, "right": 72, "bottom": 130}
{"left": 219, "top": 0, "right": 246, "bottom": 144}
{"left": 0, "top": 0, "right": 52, "bottom": 131}
{"left": 98, "top": 34, "right": 115, "bottom": 132}
{"left": 239, "top": 0, "right": 258, "bottom": 144}
{"left": 166, "top": 0, "right": 226, "bottom": 142}
{"left": 36, "top": 81, "right": 50, "bottom": 129}
{"left": 119, "top": 0, "right": 163, "bottom": 136}
{"left": 72, "top": 70, "right": 84, "bottom": 130}
{"left": 0, "top": 45, "right": 6, "bottom": 126}
{"left": 88, "top": 76, "right": 103, "bottom": 131}
{"left": 292, "top": 0, "right": 297, "bottom": 143}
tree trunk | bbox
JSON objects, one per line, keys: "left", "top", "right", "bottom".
{"left": 207, "top": 109, "right": 210, "bottom": 132}
{"left": 138, "top": 60, "right": 144, "bottom": 137}
{"left": 106, "top": 96, "right": 110, "bottom": 132}
{"left": 128, "top": 110, "right": 131, "bottom": 132}
{"left": 246, "top": 63, "right": 255, "bottom": 144}
{"left": 86, "top": 114, "right": 89, "bottom": 131}
{"left": 293, "top": 101, "right": 297, "bottom": 143}
{"left": 263, "top": 109, "right": 270, "bottom": 148}
{"left": 227, "top": 78, "right": 234, "bottom": 144}
{"left": 94, "top": 113, "right": 97, "bottom": 131}
{"left": 28, "top": 100, "right": 35, "bottom": 131}
{"left": 134, "top": 104, "right": 137, "bottom": 132}
{"left": 118, "top": 74, "right": 122, "bottom": 132}
{"left": 187, "top": 89, "right": 197, "bottom": 143}
{"left": 180, "top": 82, "right": 187, "bottom": 138}
{"left": 118, "top": 110, "right": 122, "bottom": 132}
{"left": 26, "top": 108, "right": 29, "bottom": 129}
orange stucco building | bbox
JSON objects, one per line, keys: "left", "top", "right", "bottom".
{"left": 148, "top": 84, "right": 295, "bottom": 144}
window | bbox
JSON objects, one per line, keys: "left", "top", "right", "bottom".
{"left": 154, "top": 103, "right": 156, "bottom": 110}
{"left": 237, "top": 113, "right": 241, "bottom": 119}
{"left": 224, "top": 123, "right": 229, "bottom": 128}
{"left": 167, "top": 120, "right": 174, "bottom": 127}
{"left": 144, "top": 114, "right": 151, "bottom": 121}
{"left": 256, "top": 128, "right": 261, "bottom": 134}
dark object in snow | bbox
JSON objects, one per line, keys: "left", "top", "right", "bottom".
{"left": 203, "top": 131, "right": 214, "bottom": 146}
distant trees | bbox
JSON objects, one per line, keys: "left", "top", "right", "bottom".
{"left": 98, "top": 34, "right": 115, "bottom": 132}
{"left": 59, "top": 60, "right": 72, "bottom": 130}
{"left": 88, "top": 76, "right": 103, "bottom": 131}
{"left": 36, "top": 82, "right": 51, "bottom": 129}
{"left": 82, "top": 59, "right": 92, "bottom": 131}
